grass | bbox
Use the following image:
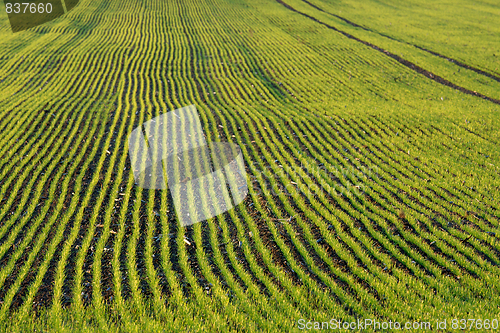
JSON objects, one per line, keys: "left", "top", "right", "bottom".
{"left": 0, "top": 0, "right": 499, "bottom": 331}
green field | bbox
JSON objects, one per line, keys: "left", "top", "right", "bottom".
{"left": 0, "top": 0, "right": 499, "bottom": 331}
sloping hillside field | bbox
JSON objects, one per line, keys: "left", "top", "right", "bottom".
{"left": 0, "top": 0, "right": 499, "bottom": 331}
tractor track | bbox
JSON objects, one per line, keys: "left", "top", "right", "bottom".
{"left": 301, "top": 0, "right": 500, "bottom": 84}
{"left": 276, "top": 0, "right": 500, "bottom": 106}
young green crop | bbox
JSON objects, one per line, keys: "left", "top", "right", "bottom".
{"left": 1, "top": 0, "right": 499, "bottom": 330}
